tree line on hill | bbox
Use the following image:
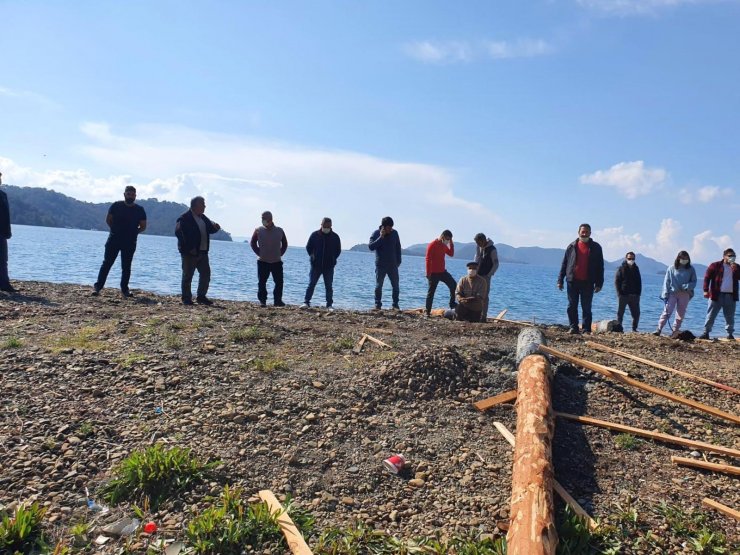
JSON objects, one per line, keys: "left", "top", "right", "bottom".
{"left": 1, "top": 185, "right": 232, "bottom": 241}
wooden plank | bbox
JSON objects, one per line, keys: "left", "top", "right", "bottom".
{"left": 671, "top": 456, "right": 740, "bottom": 476}
{"left": 364, "top": 334, "right": 391, "bottom": 348}
{"left": 586, "top": 341, "right": 740, "bottom": 396}
{"left": 495, "top": 309, "right": 508, "bottom": 319}
{"left": 702, "top": 498, "right": 740, "bottom": 522}
{"left": 258, "top": 490, "right": 313, "bottom": 555}
{"left": 556, "top": 413, "right": 740, "bottom": 459}
{"left": 352, "top": 334, "right": 368, "bottom": 355}
{"left": 540, "top": 345, "right": 740, "bottom": 425}
{"left": 491, "top": 317, "right": 534, "bottom": 327}
{"left": 493, "top": 421, "right": 598, "bottom": 531}
{"left": 538, "top": 344, "right": 628, "bottom": 376}
{"left": 473, "top": 390, "right": 517, "bottom": 411}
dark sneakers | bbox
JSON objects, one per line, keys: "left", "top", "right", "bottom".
{"left": 698, "top": 332, "right": 710, "bottom": 340}
{"left": 91, "top": 286, "right": 101, "bottom": 296}
{"left": 182, "top": 298, "right": 194, "bottom": 306}
{"left": 568, "top": 327, "right": 580, "bottom": 335}
{"left": 196, "top": 296, "right": 213, "bottom": 305}
{"left": 121, "top": 290, "right": 134, "bottom": 298}
{"left": 728, "top": 334, "right": 735, "bottom": 340}
{"left": 274, "top": 301, "right": 286, "bottom": 307}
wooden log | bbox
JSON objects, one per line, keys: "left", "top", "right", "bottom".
{"left": 495, "top": 309, "right": 508, "bottom": 319}
{"left": 557, "top": 413, "right": 740, "bottom": 459}
{"left": 540, "top": 345, "right": 740, "bottom": 425}
{"left": 507, "top": 328, "right": 558, "bottom": 554}
{"left": 702, "top": 498, "right": 740, "bottom": 522}
{"left": 258, "top": 490, "right": 313, "bottom": 555}
{"left": 473, "top": 390, "right": 517, "bottom": 411}
{"left": 671, "top": 456, "right": 740, "bottom": 476}
{"left": 364, "top": 334, "right": 390, "bottom": 348}
{"left": 493, "top": 422, "right": 598, "bottom": 531}
{"left": 352, "top": 334, "right": 368, "bottom": 354}
{"left": 585, "top": 341, "right": 740, "bottom": 395}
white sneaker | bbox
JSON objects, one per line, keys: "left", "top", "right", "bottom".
{"left": 327, "top": 306, "right": 335, "bottom": 312}
{"left": 299, "top": 303, "right": 310, "bottom": 309}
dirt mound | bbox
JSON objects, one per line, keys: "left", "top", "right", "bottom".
{"left": 376, "top": 346, "right": 486, "bottom": 399}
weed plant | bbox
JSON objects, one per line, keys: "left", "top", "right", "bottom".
{"left": 52, "top": 326, "right": 107, "bottom": 352}
{"left": 614, "top": 433, "right": 639, "bottom": 450}
{"left": 1, "top": 337, "right": 23, "bottom": 349}
{"left": 0, "top": 502, "right": 47, "bottom": 554}
{"left": 252, "top": 354, "right": 288, "bottom": 372}
{"left": 99, "top": 444, "right": 218, "bottom": 509}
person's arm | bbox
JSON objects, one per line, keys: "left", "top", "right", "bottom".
{"left": 661, "top": 269, "right": 670, "bottom": 299}
{"left": 557, "top": 247, "right": 569, "bottom": 289}
{"left": 106, "top": 213, "right": 113, "bottom": 229}
{"left": 368, "top": 230, "right": 381, "bottom": 251}
{"left": 334, "top": 234, "right": 341, "bottom": 260}
{"left": 395, "top": 232, "right": 402, "bottom": 267}
{"left": 138, "top": 220, "right": 147, "bottom": 233}
{"left": 687, "top": 267, "right": 697, "bottom": 292}
{"left": 594, "top": 243, "right": 604, "bottom": 291}
{"left": 425, "top": 242, "right": 433, "bottom": 277}
{"left": 446, "top": 240, "right": 454, "bottom": 257}
{"left": 455, "top": 278, "right": 465, "bottom": 302}
{"left": 615, "top": 267, "right": 623, "bottom": 294}
{"left": 250, "top": 229, "right": 260, "bottom": 256}
{"left": 280, "top": 230, "right": 288, "bottom": 256}
{"left": 636, "top": 267, "right": 642, "bottom": 296}
{"left": 703, "top": 264, "right": 714, "bottom": 297}
{"left": 490, "top": 246, "right": 499, "bottom": 276}
{"left": 305, "top": 232, "right": 313, "bottom": 257}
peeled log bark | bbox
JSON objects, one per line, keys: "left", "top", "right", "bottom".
{"left": 507, "top": 329, "right": 558, "bottom": 554}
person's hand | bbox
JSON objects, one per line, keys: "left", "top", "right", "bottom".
{"left": 557, "top": 282, "right": 563, "bottom": 290}
{"left": 594, "top": 286, "right": 602, "bottom": 293}
{"left": 213, "top": 223, "right": 221, "bottom": 232}
{"left": 703, "top": 291, "right": 710, "bottom": 298}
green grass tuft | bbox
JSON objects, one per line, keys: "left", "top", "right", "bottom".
{"left": 0, "top": 502, "right": 48, "bottom": 554}
{"left": 1, "top": 337, "right": 23, "bottom": 349}
{"left": 614, "top": 433, "right": 639, "bottom": 450}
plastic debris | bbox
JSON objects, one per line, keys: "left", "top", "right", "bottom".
{"left": 94, "top": 535, "right": 111, "bottom": 545}
{"left": 165, "top": 541, "right": 185, "bottom": 555}
{"left": 102, "top": 517, "right": 140, "bottom": 537}
{"left": 143, "top": 521, "right": 157, "bottom": 534}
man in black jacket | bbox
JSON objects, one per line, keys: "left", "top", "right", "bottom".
{"left": 614, "top": 251, "right": 642, "bottom": 332}
{"left": 474, "top": 233, "right": 499, "bottom": 322}
{"left": 0, "top": 171, "right": 17, "bottom": 293}
{"left": 175, "top": 196, "right": 221, "bottom": 305}
{"left": 301, "top": 217, "right": 341, "bottom": 309}
{"left": 557, "top": 223, "right": 604, "bottom": 334}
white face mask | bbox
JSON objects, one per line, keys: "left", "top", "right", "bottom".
{"left": 626, "top": 260, "right": 635, "bottom": 266}
{"left": 728, "top": 256, "right": 736, "bottom": 264}
{"left": 262, "top": 220, "right": 270, "bottom": 227}
{"left": 467, "top": 269, "right": 477, "bottom": 277}
{"left": 679, "top": 259, "right": 689, "bottom": 265}
{"left": 321, "top": 227, "right": 331, "bottom": 234}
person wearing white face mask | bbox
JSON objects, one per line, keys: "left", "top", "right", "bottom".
{"left": 699, "top": 248, "right": 740, "bottom": 340}
{"left": 654, "top": 250, "right": 697, "bottom": 337}
{"left": 250, "top": 211, "right": 288, "bottom": 307}
{"left": 450, "top": 261, "right": 487, "bottom": 322}
{"left": 614, "top": 251, "right": 642, "bottom": 332}
{"left": 301, "top": 217, "right": 342, "bottom": 310}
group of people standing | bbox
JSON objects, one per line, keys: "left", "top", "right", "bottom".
{"left": 556, "top": 223, "right": 739, "bottom": 340}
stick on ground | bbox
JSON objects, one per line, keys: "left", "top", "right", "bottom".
{"left": 671, "top": 456, "right": 740, "bottom": 476}
{"left": 364, "top": 334, "right": 391, "bottom": 348}
{"left": 702, "top": 498, "right": 740, "bottom": 522}
{"left": 352, "top": 334, "right": 368, "bottom": 355}
{"left": 473, "top": 390, "right": 517, "bottom": 412}
{"left": 258, "top": 490, "right": 313, "bottom": 555}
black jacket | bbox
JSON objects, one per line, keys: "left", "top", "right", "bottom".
{"left": 175, "top": 211, "right": 218, "bottom": 255}
{"left": 615, "top": 262, "right": 642, "bottom": 296}
{"left": 306, "top": 229, "right": 341, "bottom": 268}
{"left": 558, "top": 239, "right": 604, "bottom": 288}
{"left": 0, "top": 189, "right": 11, "bottom": 239}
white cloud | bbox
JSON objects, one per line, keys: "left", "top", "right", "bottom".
{"left": 595, "top": 226, "right": 643, "bottom": 254}
{"left": 403, "top": 38, "right": 553, "bottom": 64}
{"left": 579, "top": 161, "right": 667, "bottom": 199}
{"left": 0, "top": 85, "right": 55, "bottom": 107}
{"left": 696, "top": 185, "right": 733, "bottom": 203}
{"left": 2, "top": 124, "right": 499, "bottom": 246}
{"left": 692, "top": 230, "right": 733, "bottom": 259}
{"left": 656, "top": 218, "right": 681, "bottom": 250}
{"left": 576, "top": 0, "right": 727, "bottom": 16}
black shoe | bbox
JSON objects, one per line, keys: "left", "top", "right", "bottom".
{"left": 196, "top": 296, "right": 213, "bottom": 305}
{"left": 581, "top": 329, "right": 591, "bottom": 335}
{"left": 698, "top": 332, "right": 709, "bottom": 340}
{"left": 392, "top": 305, "right": 400, "bottom": 310}
{"left": 121, "top": 290, "right": 134, "bottom": 298}
{"left": 568, "top": 327, "right": 580, "bottom": 335}
{"left": 728, "top": 334, "right": 735, "bottom": 340}
{"left": 652, "top": 330, "right": 661, "bottom": 336}
{"left": 182, "top": 298, "right": 194, "bottom": 306}
{"left": 91, "top": 286, "right": 101, "bottom": 296}
{"left": 1, "top": 285, "right": 18, "bottom": 293}
{"left": 274, "top": 301, "right": 286, "bottom": 307}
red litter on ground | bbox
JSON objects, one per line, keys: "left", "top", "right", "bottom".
{"left": 143, "top": 521, "right": 157, "bottom": 534}
{"left": 382, "top": 454, "right": 406, "bottom": 474}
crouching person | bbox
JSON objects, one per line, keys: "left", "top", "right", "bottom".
{"left": 447, "top": 261, "right": 487, "bottom": 322}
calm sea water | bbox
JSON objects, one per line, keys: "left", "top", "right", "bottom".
{"left": 6, "top": 225, "right": 724, "bottom": 332}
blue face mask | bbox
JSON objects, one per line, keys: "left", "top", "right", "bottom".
{"left": 679, "top": 259, "right": 689, "bottom": 265}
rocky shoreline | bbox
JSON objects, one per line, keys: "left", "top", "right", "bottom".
{"left": 1, "top": 281, "right": 738, "bottom": 553}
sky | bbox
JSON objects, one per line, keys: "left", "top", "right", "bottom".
{"left": 1, "top": 0, "right": 739, "bottom": 264}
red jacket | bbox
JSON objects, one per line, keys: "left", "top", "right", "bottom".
{"left": 425, "top": 239, "right": 454, "bottom": 276}
{"left": 703, "top": 260, "right": 740, "bottom": 302}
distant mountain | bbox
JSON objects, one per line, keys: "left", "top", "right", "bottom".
{"left": 2, "top": 185, "right": 232, "bottom": 241}
{"left": 349, "top": 243, "right": 371, "bottom": 252}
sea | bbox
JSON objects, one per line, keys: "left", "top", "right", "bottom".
{"left": 5, "top": 225, "right": 726, "bottom": 334}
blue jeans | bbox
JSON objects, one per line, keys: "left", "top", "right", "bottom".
{"left": 0, "top": 238, "right": 9, "bottom": 288}
{"left": 305, "top": 265, "right": 334, "bottom": 307}
{"left": 567, "top": 280, "right": 594, "bottom": 331}
{"left": 703, "top": 293, "right": 736, "bottom": 336}
{"left": 375, "top": 264, "right": 399, "bottom": 308}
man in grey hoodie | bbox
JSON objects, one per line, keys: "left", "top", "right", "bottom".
{"left": 250, "top": 211, "right": 288, "bottom": 307}
{"left": 474, "top": 233, "right": 499, "bottom": 322}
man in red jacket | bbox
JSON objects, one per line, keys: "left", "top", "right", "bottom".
{"left": 699, "top": 248, "right": 739, "bottom": 340}
{"left": 425, "top": 230, "right": 457, "bottom": 316}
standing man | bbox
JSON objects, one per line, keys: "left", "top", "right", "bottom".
{"left": 699, "top": 248, "right": 740, "bottom": 340}
{"left": 251, "top": 211, "right": 288, "bottom": 307}
{"left": 368, "top": 216, "right": 402, "bottom": 310}
{"left": 474, "top": 233, "right": 499, "bottom": 322}
{"left": 175, "top": 196, "right": 221, "bottom": 305}
{"left": 557, "top": 223, "right": 604, "bottom": 334}
{"left": 425, "top": 229, "right": 456, "bottom": 316}
{"left": 614, "top": 251, "right": 642, "bottom": 332}
{"left": 92, "top": 185, "right": 147, "bottom": 297}
{"left": 302, "top": 217, "right": 341, "bottom": 309}
{"left": 0, "top": 171, "right": 17, "bottom": 293}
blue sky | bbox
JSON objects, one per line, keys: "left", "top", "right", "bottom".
{"left": 1, "top": 0, "right": 739, "bottom": 263}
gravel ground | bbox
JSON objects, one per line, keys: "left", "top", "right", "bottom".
{"left": 0, "top": 281, "right": 738, "bottom": 554}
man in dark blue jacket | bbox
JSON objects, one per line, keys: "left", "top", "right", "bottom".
{"left": 0, "top": 171, "right": 17, "bottom": 293}
{"left": 175, "top": 196, "right": 221, "bottom": 305}
{"left": 557, "top": 223, "right": 604, "bottom": 334}
{"left": 368, "top": 216, "right": 402, "bottom": 310}
{"left": 301, "top": 217, "right": 341, "bottom": 309}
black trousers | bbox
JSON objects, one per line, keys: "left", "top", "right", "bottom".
{"left": 426, "top": 271, "right": 457, "bottom": 313}
{"left": 566, "top": 279, "right": 594, "bottom": 331}
{"left": 455, "top": 302, "right": 481, "bottom": 322}
{"left": 181, "top": 251, "right": 210, "bottom": 301}
{"left": 617, "top": 294, "right": 640, "bottom": 331}
{"left": 95, "top": 236, "right": 137, "bottom": 292}
{"left": 258, "top": 260, "right": 283, "bottom": 305}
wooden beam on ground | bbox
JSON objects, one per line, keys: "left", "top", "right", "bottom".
{"left": 507, "top": 328, "right": 558, "bottom": 554}
{"left": 557, "top": 413, "right": 740, "bottom": 459}
{"left": 671, "top": 456, "right": 740, "bottom": 477}
{"left": 495, "top": 309, "right": 508, "bottom": 319}
{"left": 258, "top": 490, "right": 313, "bottom": 555}
{"left": 491, "top": 317, "right": 535, "bottom": 327}
{"left": 540, "top": 345, "right": 740, "bottom": 425}
{"left": 702, "top": 498, "right": 740, "bottom": 522}
{"left": 538, "top": 345, "right": 628, "bottom": 376}
{"left": 364, "top": 334, "right": 391, "bottom": 348}
{"left": 493, "top": 422, "right": 598, "bottom": 531}
{"left": 473, "top": 390, "right": 517, "bottom": 411}
{"left": 586, "top": 341, "right": 740, "bottom": 396}
{"left": 352, "top": 334, "right": 368, "bottom": 355}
